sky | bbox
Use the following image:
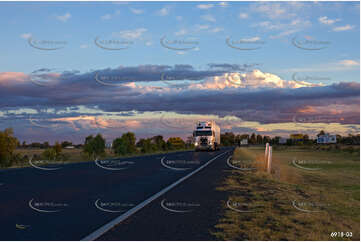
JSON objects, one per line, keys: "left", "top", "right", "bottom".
{"left": 0, "top": 1, "right": 359, "bottom": 144}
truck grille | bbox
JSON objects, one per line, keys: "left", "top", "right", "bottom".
{"left": 200, "top": 138, "right": 208, "bottom": 145}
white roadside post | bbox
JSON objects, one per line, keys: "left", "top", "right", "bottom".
{"left": 267, "top": 146, "right": 272, "bottom": 173}
{"left": 265, "top": 143, "right": 269, "bottom": 164}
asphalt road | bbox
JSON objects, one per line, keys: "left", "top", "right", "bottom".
{"left": 0, "top": 147, "right": 233, "bottom": 241}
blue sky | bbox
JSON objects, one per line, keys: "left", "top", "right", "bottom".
{"left": 0, "top": 1, "right": 359, "bottom": 143}
{"left": 1, "top": 1, "right": 359, "bottom": 82}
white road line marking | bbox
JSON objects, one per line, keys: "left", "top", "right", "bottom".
{"left": 81, "top": 150, "right": 230, "bottom": 241}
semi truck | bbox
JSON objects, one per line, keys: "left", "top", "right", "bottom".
{"left": 193, "top": 121, "right": 220, "bottom": 151}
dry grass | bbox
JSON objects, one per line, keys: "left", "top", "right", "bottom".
{"left": 212, "top": 146, "right": 360, "bottom": 241}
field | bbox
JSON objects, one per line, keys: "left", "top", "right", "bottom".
{"left": 212, "top": 145, "right": 360, "bottom": 241}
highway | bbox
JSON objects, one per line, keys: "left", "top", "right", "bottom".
{"left": 0, "top": 147, "right": 233, "bottom": 241}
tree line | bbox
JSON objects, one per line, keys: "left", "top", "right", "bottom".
{"left": 1, "top": 128, "right": 359, "bottom": 168}
{"left": 221, "top": 131, "right": 360, "bottom": 146}
{"left": 83, "top": 132, "right": 192, "bottom": 158}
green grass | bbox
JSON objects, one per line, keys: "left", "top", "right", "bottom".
{"left": 212, "top": 146, "right": 360, "bottom": 241}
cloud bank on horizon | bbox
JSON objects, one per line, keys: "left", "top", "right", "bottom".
{"left": 0, "top": 1, "right": 359, "bottom": 143}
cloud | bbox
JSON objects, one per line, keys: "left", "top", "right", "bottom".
{"left": 239, "top": 13, "right": 248, "bottom": 19}
{"left": 286, "top": 60, "right": 360, "bottom": 73}
{"left": 210, "top": 27, "right": 223, "bottom": 33}
{"left": 130, "top": 8, "right": 144, "bottom": 14}
{"left": 201, "top": 14, "right": 216, "bottom": 22}
{"left": 333, "top": 24, "right": 354, "bottom": 32}
{"left": 253, "top": 21, "right": 279, "bottom": 30}
{"left": 175, "top": 29, "right": 187, "bottom": 36}
{"left": 101, "top": 14, "right": 112, "bottom": 20}
{"left": 0, "top": 72, "right": 28, "bottom": 84}
{"left": 190, "top": 69, "right": 325, "bottom": 90}
{"left": 254, "top": 19, "right": 311, "bottom": 31}
{"left": 56, "top": 12, "right": 71, "bottom": 22}
{"left": 3, "top": 108, "right": 358, "bottom": 144}
{"left": 318, "top": 16, "right": 340, "bottom": 25}
{"left": 270, "top": 29, "right": 299, "bottom": 39}
{"left": 253, "top": 18, "right": 311, "bottom": 39}
{"left": 197, "top": 4, "right": 214, "bottom": 10}
{"left": 116, "top": 28, "right": 147, "bottom": 39}
{"left": 252, "top": 3, "right": 294, "bottom": 19}
{"left": 240, "top": 37, "right": 260, "bottom": 42}
{"left": 20, "top": 33, "right": 32, "bottom": 39}
{"left": 157, "top": 7, "right": 170, "bottom": 16}
{"left": 0, "top": 65, "right": 358, "bottom": 137}
{"left": 194, "top": 25, "right": 209, "bottom": 32}
{"left": 339, "top": 60, "right": 359, "bottom": 67}
{"left": 101, "top": 10, "right": 120, "bottom": 20}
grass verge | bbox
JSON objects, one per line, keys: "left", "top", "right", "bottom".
{"left": 212, "top": 146, "right": 360, "bottom": 240}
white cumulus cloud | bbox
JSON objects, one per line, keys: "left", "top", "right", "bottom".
{"left": 318, "top": 16, "right": 340, "bottom": 25}
{"left": 117, "top": 28, "right": 147, "bottom": 39}
{"left": 56, "top": 12, "right": 71, "bottom": 22}
{"left": 333, "top": 24, "right": 354, "bottom": 32}
{"left": 197, "top": 4, "right": 214, "bottom": 10}
{"left": 201, "top": 14, "right": 216, "bottom": 22}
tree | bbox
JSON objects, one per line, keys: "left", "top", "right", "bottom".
{"left": 151, "top": 135, "right": 166, "bottom": 151}
{"left": 185, "top": 136, "right": 194, "bottom": 149}
{"left": 303, "top": 134, "right": 310, "bottom": 144}
{"left": 221, "top": 132, "right": 235, "bottom": 146}
{"left": 42, "top": 148, "right": 57, "bottom": 160}
{"left": 256, "top": 134, "right": 263, "bottom": 144}
{"left": 167, "top": 137, "right": 186, "bottom": 150}
{"left": 263, "top": 136, "right": 271, "bottom": 144}
{"left": 235, "top": 135, "right": 242, "bottom": 146}
{"left": 113, "top": 132, "right": 137, "bottom": 155}
{"left": 272, "top": 136, "right": 281, "bottom": 145}
{"left": 317, "top": 130, "right": 326, "bottom": 137}
{"left": 43, "top": 141, "right": 50, "bottom": 149}
{"left": 249, "top": 133, "right": 256, "bottom": 144}
{"left": 240, "top": 134, "right": 249, "bottom": 144}
{"left": 0, "top": 128, "right": 18, "bottom": 167}
{"left": 136, "top": 138, "right": 155, "bottom": 153}
{"left": 54, "top": 141, "right": 62, "bottom": 156}
{"left": 112, "top": 137, "right": 127, "bottom": 155}
{"left": 30, "top": 142, "right": 42, "bottom": 148}
{"left": 83, "top": 134, "right": 105, "bottom": 158}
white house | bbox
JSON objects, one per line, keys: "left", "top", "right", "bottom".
{"left": 240, "top": 139, "right": 248, "bottom": 146}
{"left": 317, "top": 134, "right": 337, "bottom": 144}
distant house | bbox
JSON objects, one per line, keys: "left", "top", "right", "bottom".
{"left": 279, "top": 138, "right": 287, "bottom": 144}
{"left": 240, "top": 139, "right": 248, "bottom": 146}
{"left": 64, "top": 145, "right": 75, "bottom": 149}
{"left": 317, "top": 134, "right": 337, "bottom": 144}
{"left": 106, "top": 142, "right": 113, "bottom": 149}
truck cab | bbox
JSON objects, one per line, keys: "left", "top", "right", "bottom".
{"left": 193, "top": 121, "right": 220, "bottom": 151}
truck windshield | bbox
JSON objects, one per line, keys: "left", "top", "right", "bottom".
{"left": 194, "top": 131, "right": 212, "bottom": 136}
